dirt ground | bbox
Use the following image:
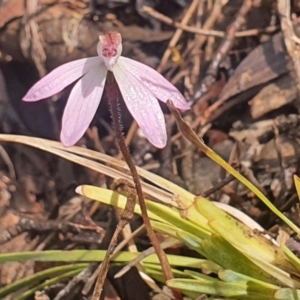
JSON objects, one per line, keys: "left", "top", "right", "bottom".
{"left": 1, "top": 0, "right": 300, "bottom": 299}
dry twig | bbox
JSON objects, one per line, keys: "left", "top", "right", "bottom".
{"left": 278, "top": 0, "right": 300, "bottom": 90}
{"left": 0, "top": 217, "right": 103, "bottom": 244}
{"left": 192, "top": 0, "right": 253, "bottom": 106}
{"left": 154, "top": 0, "right": 200, "bottom": 73}
{"left": 143, "top": 5, "right": 277, "bottom": 39}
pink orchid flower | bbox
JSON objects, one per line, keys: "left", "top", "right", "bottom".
{"left": 23, "top": 32, "right": 190, "bottom": 148}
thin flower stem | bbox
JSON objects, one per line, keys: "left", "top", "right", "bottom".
{"left": 105, "top": 72, "right": 181, "bottom": 300}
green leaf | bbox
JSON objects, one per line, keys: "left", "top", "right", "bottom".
{"left": 195, "top": 196, "right": 230, "bottom": 223}
{"left": 176, "top": 230, "right": 206, "bottom": 256}
{"left": 76, "top": 185, "right": 162, "bottom": 222}
{"left": 196, "top": 196, "right": 297, "bottom": 275}
{"left": 201, "top": 235, "right": 277, "bottom": 284}
{"left": 208, "top": 218, "right": 295, "bottom": 274}
{"left": 176, "top": 195, "right": 213, "bottom": 234}
{"left": 78, "top": 185, "right": 212, "bottom": 240}
{"left": 184, "top": 270, "right": 220, "bottom": 281}
{"left": 218, "top": 270, "right": 279, "bottom": 291}
{"left": 283, "top": 244, "right": 300, "bottom": 273}
{"left": 15, "top": 269, "right": 82, "bottom": 300}
{"left": 294, "top": 175, "right": 300, "bottom": 203}
{"left": 150, "top": 221, "right": 186, "bottom": 242}
{"left": 143, "top": 263, "right": 186, "bottom": 277}
{"left": 275, "top": 288, "right": 300, "bottom": 300}
{"left": 146, "top": 200, "right": 211, "bottom": 239}
{"left": 0, "top": 250, "right": 204, "bottom": 269}
{"left": 244, "top": 253, "right": 300, "bottom": 289}
{"left": 199, "top": 260, "right": 222, "bottom": 274}
{"left": 219, "top": 269, "right": 268, "bottom": 283}
{"left": 192, "top": 136, "right": 300, "bottom": 236}
{"left": 0, "top": 264, "right": 87, "bottom": 299}
{"left": 167, "top": 278, "right": 275, "bottom": 299}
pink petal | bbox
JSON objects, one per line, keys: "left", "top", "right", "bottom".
{"left": 23, "top": 57, "right": 101, "bottom": 101}
{"left": 118, "top": 57, "right": 190, "bottom": 111}
{"left": 60, "top": 66, "right": 107, "bottom": 146}
{"left": 113, "top": 64, "right": 167, "bottom": 148}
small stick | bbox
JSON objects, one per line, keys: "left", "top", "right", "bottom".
{"left": 0, "top": 217, "right": 103, "bottom": 245}
{"left": 115, "top": 237, "right": 181, "bottom": 278}
{"left": 54, "top": 263, "right": 96, "bottom": 300}
{"left": 200, "top": 175, "right": 235, "bottom": 198}
{"left": 143, "top": 5, "right": 276, "bottom": 39}
{"left": 192, "top": 0, "right": 253, "bottom": 107}
{"left": 0, "top": 145, "right": 15, "bottom": 179}
{"left": 278, "top": 0, "right": 300, "bottom": 90}
{"left": 155, "top": 0, "right": 200, "bottom": 73}
{"left": 83, "top": 225, "right": 144, "bottom": 296}
{"left": 207, "top": 0, "right": 252, "bottom": 80}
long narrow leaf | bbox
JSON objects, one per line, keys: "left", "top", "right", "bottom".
{"left": 0, "top": 250, "right": 204, "bottom": 268}
{"left": 0, "top": 264, "right": 87, "bottom": 298}
{"left": 15, "top": 269, "right": 82, "bottom": 300}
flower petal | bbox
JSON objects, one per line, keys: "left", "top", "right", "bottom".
{"left": 60, "top": 66, "right": 107, "bottom": 146}
{"left": 23, "top": 57, "right": 101, "bottom": 101}
{"left": 118, "top": 57, "right": 190, "bottom": 110}
{"left": 113, "top": 64, "right": 167, "bottom": 148}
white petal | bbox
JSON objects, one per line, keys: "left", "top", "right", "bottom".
{"left": 117, "top": 57, "right": 190, "bottom": 110}
{"left": 113, "top": 64, "right": 167, "bottom": 148}
{"left": 60, "top": 66, "right": 107, "bottom": 146}
{"left": 23, "top": 57, "right": 101, "bottom": 101}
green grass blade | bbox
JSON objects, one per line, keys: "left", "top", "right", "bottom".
{"left": 275, "top": 288, "right": 300, "bottom": 300}
{"left": 208, "top": 218, "right": 294, "bottom": 273}
{"left": 76, "top": 185, "right": 162, "bottom": 222}
{"left": 173, "top": 116, "right": 300, "bottom": 235}
{"left": 202, "top": 235, "right": 277, "bottom": 284}
{"left": 218, "top": 270, "right": 279, "bottom": 290}
{"left": 146, "top": 200, "right": 211, "bottom": 239}
{"left": 183, "top": 270, "right": 220, "bottom": 281}
{"left": 167, "top": 278, "right": 275, "bottom": 299}
{"left": 0, "top": 263, "right": 87, "bottom": 298}
{"left": 244, "top": 253, "right": 300, "bottom": 289}
{"left": 176, "top": 230, "right": 206, "bottom": 256}
{"left": 283, "top": 244, "right": 300, "bottom": 273}
{"left": 15, "top": 269, "right": 82, "bottom": 300}
{"left": 0, "top": 250, "right": 204, "bottom": 269}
